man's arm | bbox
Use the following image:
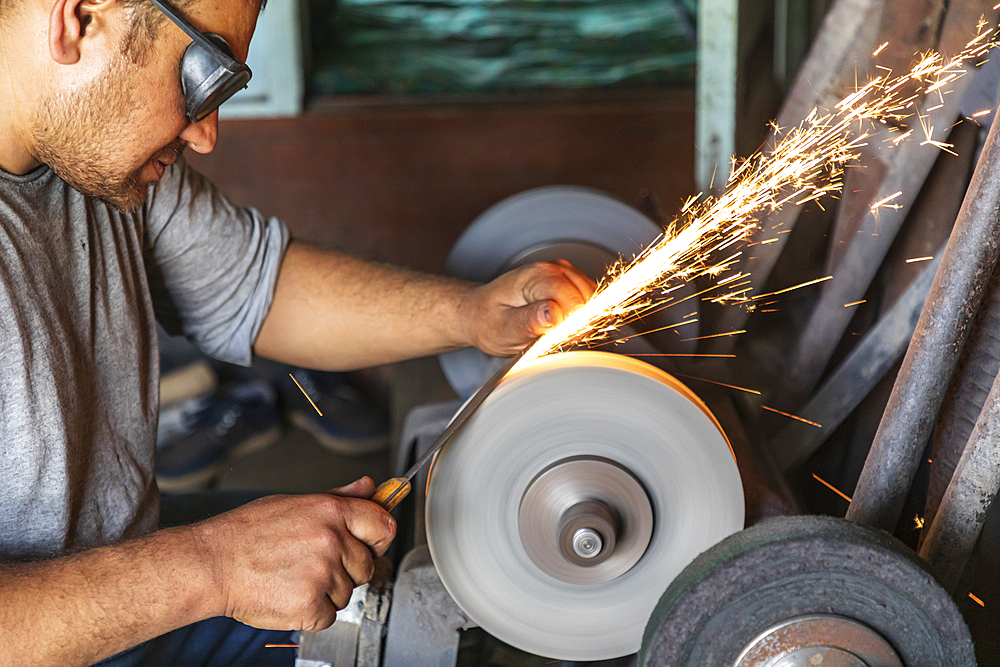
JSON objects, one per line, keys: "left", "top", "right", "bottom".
{"left": 0, "top": 478, "right": 394, "bottom": 667}
{"left": 252, "top": 240, "right": 596, "bottom": 370}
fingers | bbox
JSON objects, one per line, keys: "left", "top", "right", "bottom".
{"left": 327, "top": 568, "right": 357, "bottom": 610}
{"left": 554, "top": 259, "right": 597, "bottom": 302}
{"left": 334, "top": 496, "right": 397, "bottom": 557}
{"left": 516, "top": 299, "right": 563, "bottom": 337}
{"left": 521, "top": 262, "right": 590, "bottom": 320}
{"left": 328, "top": 476, "right": 375, "bottom": 498}
{"left": 307, "top": 596, "right": 339, "bottom": 632}
{"left": 340, "top": 534, "right": 376, "bottom": 587}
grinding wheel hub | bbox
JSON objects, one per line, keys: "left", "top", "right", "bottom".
{"left": 734, "top": 615, "right": 902, "bottom": 667}
{"left": 518, "top": 456, "right": 654, "bottom": 584}
{"left": 426, "top": 351, "right": 745, "bottom": 660}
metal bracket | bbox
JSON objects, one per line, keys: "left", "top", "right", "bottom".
{"left": 383, "top": 545, "right": 476, "bottom": 667}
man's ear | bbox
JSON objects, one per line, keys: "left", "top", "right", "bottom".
{"left": 48, "top": 0, "right": 115, "bottom": 65}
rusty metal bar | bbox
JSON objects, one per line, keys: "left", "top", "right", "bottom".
{"left": 771, "top": 102, "right": 967, "bottom": 410}
{"left": 919, "top": 365, "right": 1000, "bottom": 593}
{"left": 769, "top": 250, "right": 941, "bottom": 471}
{"left": 923, "top": 259, "right": 1000, "bottom": 535}
{"left": 846, "top": 103, "right": 1000, "bottom": 532}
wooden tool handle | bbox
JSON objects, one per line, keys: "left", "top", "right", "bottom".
{"left": 371, "top": 477, "right": 412, "bottom": 510}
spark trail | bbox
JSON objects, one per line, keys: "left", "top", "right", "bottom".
{"left": 519, "top": 21, "right": 997, "bottom": 366}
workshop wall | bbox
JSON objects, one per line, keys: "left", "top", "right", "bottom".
{"left": 187, "top": 90, "right": 695, "bottom": 273}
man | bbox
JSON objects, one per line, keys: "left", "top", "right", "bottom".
{"left": 0, "top": 0, "right": 596, "bottom": 664}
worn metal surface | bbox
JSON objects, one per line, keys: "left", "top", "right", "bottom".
{"left": 768, "top": 2, "right": 988, "bottom": 409}
{"left": 847, "top": 96, "right": 1000, "bottom": 532}
{"left": 393, "top": 399, "right": 461, "bottom": 551}
{"left": 639, "top": 516, "right": 975, "bottom": 666}
{"left": 295, "top": 558, "right": 393, "bottom": 667}
{"left": 383, "top": 545, "right": 473, "bottom": 667}
{"left": 734, "top": 615, "right": 902, "bottom": 667}
{"left": 769, "top": 251, "right": 941, "bottom": 471}
{"left": 698, "top": 385, "right": 802, "bottom": 520}
{"left": 925, "top": 260, "right": 1000, "bottom": 533}
{"left": 919, "top": 365, "right": 1000, "bottom": 593}
{"left": 357, "top": 559, "right": 393, "bottom": 667}
{"left": 822, "top": 0, "right": 944, "bottom": 276}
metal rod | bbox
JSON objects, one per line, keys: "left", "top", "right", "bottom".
{"left": 769, "top": 250, "right": 942, "bottom": 471}
{"left": 846, "top": 104, "right": 1000, "bottom": 531}
{"left": 919, "top": 364, "right": 1000, "bottom": 593}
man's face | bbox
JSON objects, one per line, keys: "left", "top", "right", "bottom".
{"left": 30, "top": 0, "right": 257, "bottom": 213}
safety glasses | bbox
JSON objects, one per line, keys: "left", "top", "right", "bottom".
{"left": 148, "top": 0, "right": 253, "bottom": 122}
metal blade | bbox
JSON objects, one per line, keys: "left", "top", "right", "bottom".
{"left": 380, "top": 348, "right": 526, "bottom": 508}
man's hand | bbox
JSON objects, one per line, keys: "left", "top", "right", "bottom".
{"left": 461, "top": 260, "right": 597, "bottom": 356}
{"left": 255, "top": 244, "right": 598, "bottom": 370}
{"left": 195, "top": 477, "right": 395, "bottom": 632}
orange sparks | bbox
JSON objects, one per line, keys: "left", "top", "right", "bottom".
{"left": 753, "top": 276, "right": 833, "bottom": 300}
{"left": 970, "top": 593, "right": 985, "bottom": 607}
{"left": 873, "top": 41, "right": 889, "bottom": 57}
{"left": 906, "top": 256, "right": 934, "bottom": 263}
{"left": 844, "top": 299, "right": 867, "bottom": 308}
{"left": 871, "top": 190, "right": 903, "bottom": 211}
{"left": 288, "top": 374, "right": 323, "bottom": 416}
{"left": 680, "top": 330, "right": 746, "bottom": 342}
{"left": 973, "top": 109, "right": 992, "bottom": 117}
{"left": 673, "top": 373, "right": 761, "bottom": 395}
{"left": 512, "top": 22, "right": 998, "bottom": 367}
{"left": 265, "top": 644, "right": 300, "bottom": 648}
{"left": 625, "top": 353, "right": 736, "bottom": 358}
{"left": 914, "top": 515, "right": 925, "bottom": 529}
{"left": 891, "top": 129, "right": 914, "bottom": 144}
{"left": 762, "top": 405, "right": 822, "bottom": 428}
{"left": 812, "top": 474, "right": 853, "bottom": 503}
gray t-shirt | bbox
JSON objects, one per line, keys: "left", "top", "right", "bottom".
{"left": 0, "top": 157, "right": 288, "bottom": 559}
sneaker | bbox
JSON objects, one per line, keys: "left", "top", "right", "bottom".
{"left": 155, "top": 381, "right": 283, "bottom": 493}
{"left": 279, "top": 369, "right": 390, "bottom": 456}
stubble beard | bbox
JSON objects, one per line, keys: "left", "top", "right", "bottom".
{"left": 32, "top": 56, "right": 155, "bottom": 214}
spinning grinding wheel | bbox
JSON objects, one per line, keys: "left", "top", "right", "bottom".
{"left": 425, "top": 351, "right": 745, "bottom": 660}
{"left": 440, "top": 186, "right": 698, "bottom": 399}
{"left": 640, "top": 515, "right": 975, "bottom": 667}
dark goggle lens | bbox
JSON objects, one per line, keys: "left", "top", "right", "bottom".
{"left": 179, "top": 33, "right": 252, "bottom": 122}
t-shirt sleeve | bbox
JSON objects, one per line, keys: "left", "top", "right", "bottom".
{"left": 143, "top": 157, "right": 289, "bottom": 366}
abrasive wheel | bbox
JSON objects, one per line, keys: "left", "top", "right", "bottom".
{"left": 440, "top": 186, "right": 697, "bottom": 399}
{"left": 640, "top": 515, "right": 975, "bottom": 667}
{"left": 425, "top": 351, "right": 745, "bottom": 660}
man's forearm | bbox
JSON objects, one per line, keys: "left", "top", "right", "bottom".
{"left": 253, "top": 240, "right": 478, "bottom": 370}
{"left": 0, "top": 525, "right": 218, "bottom": 667}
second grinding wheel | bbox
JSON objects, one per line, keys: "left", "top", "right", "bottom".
{"left": 425, "top": 351, "right": 745, "bottom": 661}
{"left": 440, "top": 186, "right": 697, "bottom": 399}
